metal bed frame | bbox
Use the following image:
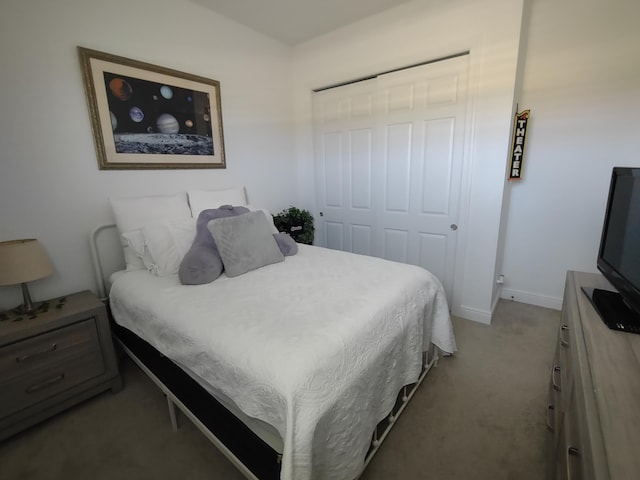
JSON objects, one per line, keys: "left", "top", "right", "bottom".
{"left": 90, "top": 224, "right": 439, "bottom": 479}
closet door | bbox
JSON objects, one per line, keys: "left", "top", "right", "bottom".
{"left": 313, "top": 55, "right": 469, "bottom": 296}
{"left": 313, "top": 78, "right": 378, "bottom": 256}
{"left": 374, "top": 56, "right": 468, "bottom": 296}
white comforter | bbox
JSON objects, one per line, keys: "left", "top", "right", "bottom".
{"left": 109, "top": 245, "right": 456, "bottom": 480}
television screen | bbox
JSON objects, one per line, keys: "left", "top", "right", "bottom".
{"left": 600, "top": 169, "right": 640, "bottom": 292}
{"left": 586, "top": 167, "right": 640, "bottom": 332}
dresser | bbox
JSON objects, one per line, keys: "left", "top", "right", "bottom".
{"left": 548, "top": 271, "right": 640, "bottom": 479}
{"left": 0, "top": 290, "right": 121, "bottom": 441}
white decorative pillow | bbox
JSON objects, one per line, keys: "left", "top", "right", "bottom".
{"left": 121, "top": 229, "right": 152, "bottom": 271}
{"left": 187, "top": 187, "right": 247, "bottom": 218}
{"left": 143, "top": 220, "right": 196, "bottom": 276}
{"left": 122, "top": 246, "right": 146, "bottom": 271}
{"left": 110, "top": 192, "right": 191, "bottom": 270}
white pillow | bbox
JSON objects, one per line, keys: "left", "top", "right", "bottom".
{"left": 121, "top": 220, "right": 196, "bottom": 276}
{"left": 110, "top": 192, "right": 192, "bottom": 270}
{"left": 187, "top": 187, "right": 247, "bottom": 218}
{"left": 121, "top": 229, "right": 152, "bottom": 271}
{"left": 122, "top": 246, "right": 146, "bottom": 271}
{"left": 110, "top": 192, "right": 192, "bottom": 233}
{"left": 143, "top": 220, "right": 196, "bottom": 276}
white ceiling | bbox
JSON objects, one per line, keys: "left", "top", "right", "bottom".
{"left": 193, "top": 0, "right": 415, "bottom": 45}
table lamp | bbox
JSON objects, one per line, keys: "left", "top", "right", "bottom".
{"left": 0, "top": 239, "right": 54, "bottom": 313}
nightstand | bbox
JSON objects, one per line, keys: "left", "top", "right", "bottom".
{"left": 0, "top": 290, "right": 122, "bottom": 441}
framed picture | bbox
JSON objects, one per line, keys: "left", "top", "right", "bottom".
{"left": 78, "top": 47, "right": 226, "bottom": 170}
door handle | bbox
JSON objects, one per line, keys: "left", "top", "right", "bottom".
{"left": 450, "top": 224, "right": 458, "bottom": 231}
{"left": 546, "top": 404, "right": 555, "bottom": 431}
{"left": 552, "top": 365, "right": 561, "bottom": 391}
{"left": 560, "top": 324, "right": 570, "bottom": 347}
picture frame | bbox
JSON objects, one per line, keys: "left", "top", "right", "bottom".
{"left": 78, "top": 47, "right": 226, "bottom": 170}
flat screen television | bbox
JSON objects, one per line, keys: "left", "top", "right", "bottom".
{"left": 583, "top": 166, "right": 640, "bottom": 333}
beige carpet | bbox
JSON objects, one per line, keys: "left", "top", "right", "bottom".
{"left": 0, "top": 300, "right": 559, "bottom": 480}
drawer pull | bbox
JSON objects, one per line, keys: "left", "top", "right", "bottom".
{"left": 25, "top": 374, "right": 65, "bottom": 393}
{"left": 560, "top": 325, "right": 570, "bottom": 347}
{"left": 567, "top": 446, "right": 580, "bottom": 480}
{"left": 16, "top": 343, "right": 58, "bottom": 363}
{"left": 552, "top": 365, "right": 561, "bottom": 391}
{"left": 546, "top": 404, "right": 555, "bottom": 431}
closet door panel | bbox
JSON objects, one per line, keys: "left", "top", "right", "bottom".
{"left": 313, "top": 55, "right": 469, "bottom": 301}
{"left": 313, "top": 79, "right": 377, "bottom": 254}
{"left": 384, "top": 123, "right": 412, "bottom": 213}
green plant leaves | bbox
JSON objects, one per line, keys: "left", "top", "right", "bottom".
{"left": 273, "top": 206, "right": 315, "bottom": 245}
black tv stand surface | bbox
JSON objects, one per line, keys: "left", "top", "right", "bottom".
{"left": 582, "top": 287, "right": 640, "bottom": 334}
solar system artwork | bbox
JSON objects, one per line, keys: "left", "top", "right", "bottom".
{"left": 78, "top": 47, "right": 226, "bottom": 169}
{"left": 104, "top": 72, "right": 214, "bottom": 156}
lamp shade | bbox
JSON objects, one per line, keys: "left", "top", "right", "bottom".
{"left": 0, "top": 239, "right": 54, "bottom": 286}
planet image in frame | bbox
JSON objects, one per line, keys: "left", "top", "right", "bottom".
{"left": 156, "top": 113, "right": 179, "bottom": 134}
{"left": 185, "top": 119, "right": 194, "bottom": 128}
{"left": 129, "top": 106, "right": 144, "bottom": 123}
{"left": 160, "top": 85, "right": 173, "bottom": 100}
{"left": 108, "top": 78, "right": 133, "bottom": 101}
{"left": 110, "top": 111, "right": 117, "bottom": 131}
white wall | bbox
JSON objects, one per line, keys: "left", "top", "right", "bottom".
{"left": 0, "top": 0, "right": 295, "bottom": 309}
{"left": 499, "top": 0, "right": 640, "bottom": 309}
{"left": 3, "top": 0, "right": 634, "bottom": 319}
{"left": 291, "top": 0, "right": 525, "bottom": 323}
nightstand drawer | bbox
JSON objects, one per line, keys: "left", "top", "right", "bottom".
{"left": 0, "top": 319, "right": 106, "bottom": 416}
{"left": 0, "top": 318, "right": 100, "bottom": 377}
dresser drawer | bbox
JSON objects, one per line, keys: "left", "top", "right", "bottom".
{"left": 0, "top": 319, "right": 106, "bottom": 417}
{"left": 557, "top": 313, "right": 573, "bottom": 405}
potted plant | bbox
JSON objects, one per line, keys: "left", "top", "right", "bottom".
{"left": 273, "top": 207, "right": 314, "bottom": 245}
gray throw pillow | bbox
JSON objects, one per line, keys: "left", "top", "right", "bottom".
{"left": 178, "top": 205, "right": 249, "bottom": 285}
{"left": 273, "top": 233, "right": 298, "bottom": 256}
{"left": 208, "top": 211, "right": 284, "bottom": 277}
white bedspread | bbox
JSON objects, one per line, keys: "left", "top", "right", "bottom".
{"left": 109, "top": 245, "right": 456, "bottom": 480}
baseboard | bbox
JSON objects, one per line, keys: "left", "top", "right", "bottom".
{"left": 452, "top": 289, "right": 561, "bottom": 324}
{"left": 500, "top": 288, "right": 562, "bottom": 310}
{"left": 452, "top": 304, "right": 492, "bottom": 325}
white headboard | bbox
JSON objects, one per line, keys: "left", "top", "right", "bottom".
{"left": 90, "top": 224, "right": 125, "bottom": 300}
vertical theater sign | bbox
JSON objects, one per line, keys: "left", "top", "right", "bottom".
{"left": 509, "top": 109, "right": 530, "bottom": 180}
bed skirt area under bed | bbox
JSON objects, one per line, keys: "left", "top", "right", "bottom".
{"left": 111, "top": 321, "right": 439, "bottom": 480}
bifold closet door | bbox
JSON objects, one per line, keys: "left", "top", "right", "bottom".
{"left": 313, "top": 55, "right": 469, "bottom": 297}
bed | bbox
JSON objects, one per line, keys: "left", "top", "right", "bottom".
{"left": 91, "top": 188, "right": 457, "bottom": 480}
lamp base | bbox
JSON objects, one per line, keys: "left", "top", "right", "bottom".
{"left": 12, "top": 301, "right": 48, "bottom": 316}
{"left": 21, "top": 282, "right": 35, "bottom": 313}
{"left": 12, "top": 283, "right": 48, "bottom": 316}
